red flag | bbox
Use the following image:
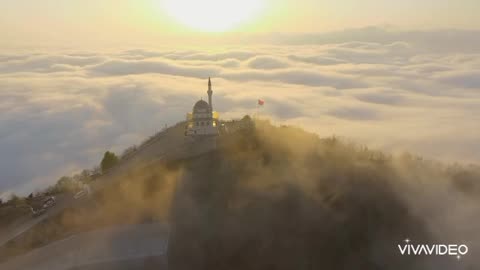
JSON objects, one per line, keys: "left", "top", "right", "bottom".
{"left": 258, "top": 99, "right": 265, "bottom": 106}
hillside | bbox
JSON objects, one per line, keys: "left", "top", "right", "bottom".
{"left": 168, "top": 119, "right": 480, "bottom": 270}
{"left": 1, "top": 118, "right": 479, "bottom": 269}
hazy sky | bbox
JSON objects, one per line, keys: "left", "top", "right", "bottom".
{"left": 0, "top": 1, "right": 480, "bottom": 197}
{"left": 1, "top": 0, "right": 480, "bottom": 47}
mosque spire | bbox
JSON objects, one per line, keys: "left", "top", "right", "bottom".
{"left": 207, "top": 77, "right": 213, "bottom": 111}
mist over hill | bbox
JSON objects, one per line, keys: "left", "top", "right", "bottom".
{"left": 168, "top": 119, "right": 480, "bottom": 270}
{"left": 1, "top": 118, "right": 479, "bottom": 269}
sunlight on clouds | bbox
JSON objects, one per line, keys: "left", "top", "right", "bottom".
{"left": 0, "top": 28, "right": 479, "bottom": 196}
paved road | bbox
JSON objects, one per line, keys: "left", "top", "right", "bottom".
{"left": 0, "top": 119, "right": 226, "bottom": 249}
{"left": 0, "top": 124, "right": 186, "bottom": 249}
{"left": 0, "top": 223, "right": 169, "bottom": 270}
{"left": 0, "top": 122, "right": 199, "bottom": 268}
{"left": 0, "top": 195, "right": 72, "bottom": 247}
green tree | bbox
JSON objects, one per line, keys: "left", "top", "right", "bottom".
{"left": 242, "top": 115, "right": 252, "bottom": 121}
{"left": 101, "top": 151, "right": 119, "bottom": 173}
{"left": 54, "top": 176, "right": 80, "bottom": 194}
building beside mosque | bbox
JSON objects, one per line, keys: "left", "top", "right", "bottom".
{"left": 185, "top": 78, "right": 219, "bottom": 136}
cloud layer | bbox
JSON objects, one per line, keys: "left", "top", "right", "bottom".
{"left": 0, "top": 28, "right": 479, "bottom": 196}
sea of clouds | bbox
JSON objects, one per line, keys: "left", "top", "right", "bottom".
{"left": 0, "top": 27, "right": 479, "bottom": 196}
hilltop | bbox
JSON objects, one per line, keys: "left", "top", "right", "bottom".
{"left": 1, "top": 117, "right": 479, "bottom": 269}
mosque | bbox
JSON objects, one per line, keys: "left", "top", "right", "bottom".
{"left": 185, "top": 78, "right": 220, "bottom": 136}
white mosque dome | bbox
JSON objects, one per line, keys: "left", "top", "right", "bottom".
{"left": 193, "top": 99, "right": 210, "bottom": 113}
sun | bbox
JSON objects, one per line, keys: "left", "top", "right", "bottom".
{"left": 162, "top": 0, "right": 264, "bottom": 32}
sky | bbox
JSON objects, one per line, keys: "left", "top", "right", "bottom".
{"left": 2, "top": 0, "right": 480, "bottom": 47}
{"left": 0, "top": 0, "right": 480, "bottom": 197}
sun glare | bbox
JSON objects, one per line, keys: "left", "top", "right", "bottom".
{"left": 162, "top": 0, "right": 264, "bottom": 32}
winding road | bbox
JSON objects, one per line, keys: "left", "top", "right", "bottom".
{"left": 0, "top": 223, "right": 169, "bottom": 270}
{"left": 0, "top": 122, "right": 218, "bottom": 269}
{"left": 0, "top": 195, "right": 72, "bottom": 247}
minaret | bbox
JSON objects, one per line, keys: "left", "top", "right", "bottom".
{"left": 207, "top": 77, "right": 213, "bottom": 111}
